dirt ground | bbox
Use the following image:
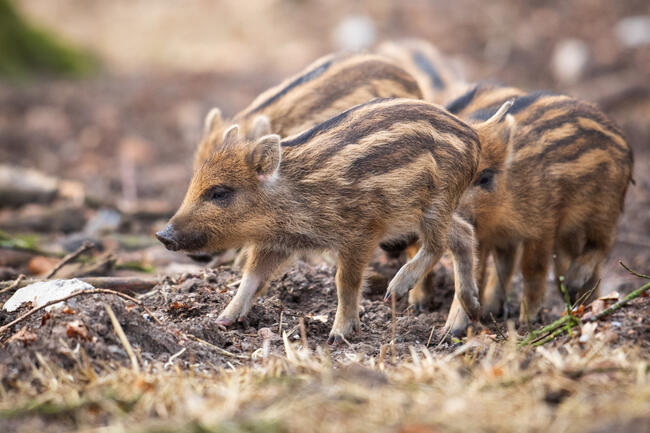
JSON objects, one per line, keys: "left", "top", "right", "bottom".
{"left": 0, "top": 1, "right": 649, "bottom": 432}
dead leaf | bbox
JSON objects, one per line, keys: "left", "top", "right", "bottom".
{"left": 41, "top": 311, "right": 51, "bottom": 326}
{"left": 66, "top": 320, "right": 90, "bottom": 340}
{"left": 62, "top": 307, "right": 76, "bottom": 315}
{"left": 599, "top": 291, "right": 620, "bottom": 302}
{"left": 591, "top": 299, "right": 606, "bottom": 315}
{"left": 573, "top": 304, "right": 585, "bottom": 318}
{"left": 27, "top": 256, "right": 60, "bottom": 276}
{"left": 6, "top": 327, "right": 37, "bottom": 344}
{"left": 169, "top": 301, "right": 190, "bottom": 310}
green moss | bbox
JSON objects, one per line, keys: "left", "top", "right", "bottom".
{"left": 0, "top": 0, "right": 98, "bottom": 79}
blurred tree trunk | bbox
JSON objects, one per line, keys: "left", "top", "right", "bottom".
{"left": 0, "top": 0, "right": 96, "bottom": 78}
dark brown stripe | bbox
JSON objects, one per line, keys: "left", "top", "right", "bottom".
{"left": 295, "top": 103, "right": 476, "bottom": 179}
{"left": 517, "top": 110, "right": 627, "bottom": 153}
{"left": 302, "top": 59, "right": 423, "bottom": 115}
{"left": 281, "top": 98, "right": 388, "bottom": 147}
{"left": 246, "top": 57, "right": 335, "bottom": 115}
{"left": 412, "top": 50, "right": 445, "bottom": 89}
{"left": 513, "top": 128, "right": 631, "bottom": 170}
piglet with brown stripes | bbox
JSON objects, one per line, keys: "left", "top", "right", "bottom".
{"left": 439, "top": 85, "right": 634, "bottom": 323}
{"left": 157, "top": 98, "right": 511, "bottom": 342}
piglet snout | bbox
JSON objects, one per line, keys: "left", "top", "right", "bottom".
{"left": 156, "top": 225, "right": 180, "bottom": 251}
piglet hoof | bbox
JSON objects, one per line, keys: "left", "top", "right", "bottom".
{"left": 327, "top": 319, "right": 360, "bottom": 345}
{"left": 384, "top": 286, "right": 404, "bottom": 303}
{"left": 458, "top": 292, "right": 481, "bottom": 322}
{"left": 216, "top": 316, "right": 235, "bottom": 327}
{"left": 327, "top": 333, "right": 347, "bottom": 346}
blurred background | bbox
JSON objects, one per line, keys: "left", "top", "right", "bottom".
{"left": 0, "top": 0, "right": 648, "bottom": 290}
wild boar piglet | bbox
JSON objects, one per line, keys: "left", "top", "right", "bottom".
{"left": 157, "top": 98, "right": 510, "bottom": 341}
{"left": 411, "top": 83, "right": 634, "bottom": 324}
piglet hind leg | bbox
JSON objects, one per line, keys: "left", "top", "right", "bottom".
{"left": 519, "top": 238, "right": 553, "bottom": 323}
{"left": 217, "top": 247, "right": 289, "bottom": 327}
{"left": 328, "top": 246, "right": 374, "bottom": 344}
{"left": 481, "top": 243, "right": 518, "bottom": 321}
{"left": 447, "top": 215, "right": 481, "bottom": 322}
{"left": 385, "top": 204, "right": 450, "bottom": 302}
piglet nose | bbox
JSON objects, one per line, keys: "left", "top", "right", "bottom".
{"left": 156, "top": 225, "right": 180, "bottom": 251}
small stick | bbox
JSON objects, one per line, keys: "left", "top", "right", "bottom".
{"left": 619, "top": 261, "right": 650, "bottom": 280}
{"left": 573, "top": 280, "right": 601, "bottom": 309}
{"left": 391, "top": 291, "right": 397, "bottom": 363}
{"left": 164, "top": 347, "right": 186, "bottom": 369}
{"left": 278, "top": 310, "right": 284, "bottom": 335}
{"left": 489, "top": 313, "right": 507, "bottom": 341}
{"left": 184, "top": 333, "right": 249, "bottom": 360}
{"left": 377, "top": 343, "right": 389, "bottom": 367}
{"left": 0, "top": 288, "right": 142, "bottom": 336}
{"left": 426, "top": 320, "right": 436, "bottom": 347}
{"left": 45, "top": 242, "right": 95, "bottom": 279}
{"left": 298, "top": 317, "right": 308, "bottom": 350}
{"left": 104, "top": 303, "right": 140, "bottom": 373}
{"left": 227, "top": 279, "right": 241, "bottom": 288}
{"left": 0, "top": 274, "right": 25, "bottom": 295}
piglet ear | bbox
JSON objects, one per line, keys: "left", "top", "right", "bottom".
{"left": 250, "top": 115, "right": 272, "bottom": 140}
{"left": 203, "top": 107, "right": 222, "bottom": 137}
{"left": 222, "top": 124, "right": 241, "bottom": 146}
{"left": 247, "top": 134, "right": 282, "bottom": 180}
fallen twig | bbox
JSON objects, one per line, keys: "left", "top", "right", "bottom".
{"left": 619, "top": 261, "right": 650, "bottom": 280}
{"left": 105, "top": 303, "right": 140, "bottom": 373}
{"left": 391, "top": 292, "right": 397, "bottom": 363}
{"left": 0, "top": 274, "right": 25, "bottom": 295}
{"left": 164, "top": 347, "right": 187, "bottom": 369}
{"left": 184, "top": 333, "right": 249, "bottom": 360}
{"left": 0, "top": 288, "right": 142, "bottom": 337}
{"left": 45, "top": 242, "right": 94, "bottom": 279}
{"left": 426, "top": 320, "right": 436, "bottom": 347}
{"left": 489, "top": 313, "right": 508, "bottom": 342}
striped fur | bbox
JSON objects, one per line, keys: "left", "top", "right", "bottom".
{"left": 377, "top": 39, "right": 469, "bottom": 105}
{"left": 193, "top": 52, "right": 423, "bottom": 168}
{"left": 442, "top": 85, "right": 634, "bottom": 321}
{"left": 164, "top": 99, "right": 484, "bottom": 341}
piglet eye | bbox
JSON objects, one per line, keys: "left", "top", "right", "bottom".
{"left": 203, "top": 185, "right": 233, "bottom": 205}
{"left": 474, "top": 169, "right": 496, "bottom": 190}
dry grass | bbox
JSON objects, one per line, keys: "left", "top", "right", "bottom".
{"left": 1, "top": 331, "right": 648, "bottom": 433}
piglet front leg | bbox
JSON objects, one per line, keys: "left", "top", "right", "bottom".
{"left": 217, "top": 246, "right": 289, "bottom": 326}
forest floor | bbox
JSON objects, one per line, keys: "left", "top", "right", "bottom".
{"left": 1, "top": 1, "right": 650, "bottom": 432}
